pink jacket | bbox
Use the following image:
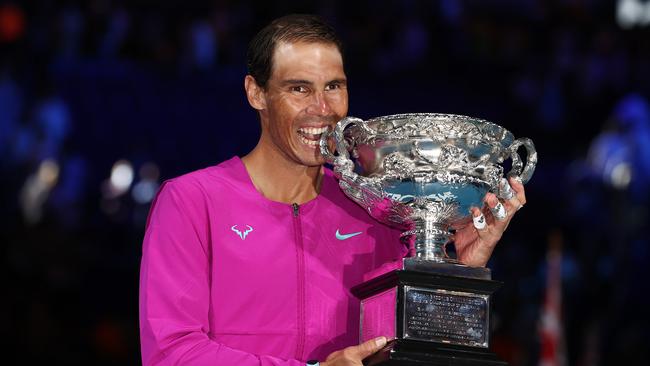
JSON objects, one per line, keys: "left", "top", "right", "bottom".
{"left": 139, "top": 157, "right": 406, "bottom": 365}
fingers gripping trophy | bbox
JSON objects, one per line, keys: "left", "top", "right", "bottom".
{"left": 320, "top": 113, "right": 537, "bottom": 366}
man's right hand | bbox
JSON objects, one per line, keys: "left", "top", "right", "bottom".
{"left": 320, "top": 336, "right": 387, "bottom": 366}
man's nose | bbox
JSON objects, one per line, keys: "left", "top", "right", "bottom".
{"left": 306, "top": 91, "right": 333, "bottom": 116}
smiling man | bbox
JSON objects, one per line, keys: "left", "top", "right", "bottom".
{"left": 242, "top": 37, "right": 348, "bottom": 203}
{"left": 139, "top": 14, "right": 526, "bottom": 366}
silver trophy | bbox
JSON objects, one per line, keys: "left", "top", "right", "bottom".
{"left": 320, "top": 113, "right": 537, "bottom": 365}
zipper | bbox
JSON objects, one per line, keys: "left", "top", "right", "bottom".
{"left": 292, "top": 203, "right": 306, "bottom": 360}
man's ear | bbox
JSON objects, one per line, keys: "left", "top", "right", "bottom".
{"left": 245, "top": 75, "right": 267, "bottom": 110}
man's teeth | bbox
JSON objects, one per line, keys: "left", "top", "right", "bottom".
{"left": 299, "top": 135, "right": 320, "bottom": 146}
{"left": 298, "top": 126, "right": 328, "bottom": 146}
{"left": 298, "top": 126, "right": 329, "bottom": 136}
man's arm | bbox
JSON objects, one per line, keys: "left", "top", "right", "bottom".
{"left": 139, "top": 181, "right": 304, "bottom": 366}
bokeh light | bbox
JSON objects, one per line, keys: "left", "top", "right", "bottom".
{"left": 0, "top": 4, "right": 25, "bottom": 42}
{"left": 109, "top": 160, "right": 134, "bottom": 196}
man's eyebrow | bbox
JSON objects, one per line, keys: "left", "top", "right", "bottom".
{"left": 327, "top": 78, "right": 347, "bottom": 84}
{"left": 280, "top": 79, "right": 313, "bottom": 86}
{"left": 279, "top": 78, "right": 347, "bottom": 86}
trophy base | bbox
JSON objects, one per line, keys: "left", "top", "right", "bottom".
{"left": 365, "top": 338, "right": 507, "bottom": 366}
{"left": 402, "top": 257, "right": 492, "bottom": 280}
{"left": 352, "top": 268, "right": 506, "bottom": 366}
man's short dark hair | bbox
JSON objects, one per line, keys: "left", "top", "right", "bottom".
{"left": 246, "top": 14, "right": 343, "bottom": 89}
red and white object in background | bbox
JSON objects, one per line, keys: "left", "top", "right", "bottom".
{"left": 539, "top": 230, "right": 567, "bottom": 366}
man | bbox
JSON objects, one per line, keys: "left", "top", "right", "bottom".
{"left": 139, "top": 14, "right": 526, "bottom": 366}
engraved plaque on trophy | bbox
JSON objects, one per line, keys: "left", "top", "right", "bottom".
{"left": 320, "top": 113, "right": 537, "bottom": 365}
{"left": 403, "top": 287, "right": 488, "bottom": 346}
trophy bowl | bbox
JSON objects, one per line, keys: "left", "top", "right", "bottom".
{"left": 320, "top": 113, "right": 537, "bottom": 267}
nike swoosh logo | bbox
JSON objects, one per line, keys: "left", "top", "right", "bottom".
{"left": 336, "top": 229, "right": 363, "bottom": 240}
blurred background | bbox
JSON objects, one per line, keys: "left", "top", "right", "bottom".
{"left": 2, "top": 0, "right": 649, "bottom": 365}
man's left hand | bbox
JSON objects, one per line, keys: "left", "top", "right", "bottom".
{"left": 452, "top": 176, "right": 526, "bottom": 267}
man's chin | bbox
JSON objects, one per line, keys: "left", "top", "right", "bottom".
{"left": 295, "top": 145, "right": 326, "bottom": 167}
{"left": 304, "top": 159, "right": 325, "bottom": 168}
{"left": 302, "top": 154, "right": 326, "bottom": 167}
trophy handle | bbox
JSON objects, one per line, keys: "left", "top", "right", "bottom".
{"left": 320, "top": 117, "right": 388, "bottom": 211}
{"left": 506, "top": 137, "right": 537, "bottom": 184}
{"left": 320, "top": 116, "right": 363, "bottom": 170}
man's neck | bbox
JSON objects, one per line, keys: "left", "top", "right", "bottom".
{"left": 241, "top": 145, "right": 323, "bottom": 205}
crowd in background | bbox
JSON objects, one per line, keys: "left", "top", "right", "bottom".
{"left": 2, "top": 1, "right": 649, "bottom": 365}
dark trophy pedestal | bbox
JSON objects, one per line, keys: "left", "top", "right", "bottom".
{"left": 352, "top": 268, "right": 507, "bottom": 366}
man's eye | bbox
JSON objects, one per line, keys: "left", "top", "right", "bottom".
{"left": 291, "top": 86, "right": 308, "bottom": 93}
{"left": 326, "top": 83, "right": 340, "bottom": 91}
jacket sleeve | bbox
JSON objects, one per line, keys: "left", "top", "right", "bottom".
{"left": 139, "top": 181, "right": 304, "bottom": 366}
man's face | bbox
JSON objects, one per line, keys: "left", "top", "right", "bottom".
{"left": 255, "top": 41, "right": 348, "bottom": 167}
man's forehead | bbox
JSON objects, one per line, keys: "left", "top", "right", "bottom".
{"left": 271, "top": 41, "right": 343, "bottom": 69}
{"left": 266, "top": 42, "right": 345, "bottom": 86}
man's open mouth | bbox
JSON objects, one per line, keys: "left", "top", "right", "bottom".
{"left": 298, "top": 126, "right": 329, "bottom": 146}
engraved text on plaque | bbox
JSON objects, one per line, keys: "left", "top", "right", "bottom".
{"left": 403, "top": 286, "right": 489, "bottom": 347}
